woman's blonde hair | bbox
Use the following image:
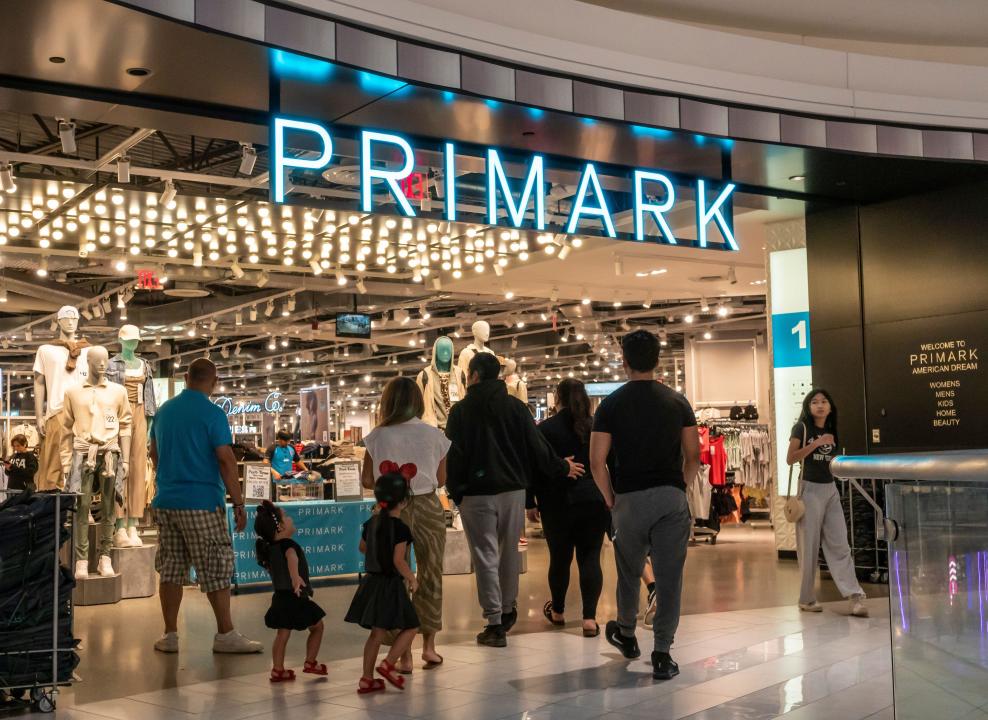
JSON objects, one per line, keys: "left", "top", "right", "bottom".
{"left": 377, "top": 376, "right": 425, "bottom": 427}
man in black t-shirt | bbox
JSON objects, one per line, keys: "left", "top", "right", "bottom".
{"left": 590, "top": 330, "right": 699, "bottom": 681}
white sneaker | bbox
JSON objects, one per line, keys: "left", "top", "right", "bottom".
{"left": 154, "top": 632, "right": 179, "bottom": 653}
{"left": 212, "top": 630, "right": 263, "bottom": 654}
{"left": 74, "top": 560, "right": 89, "bottom": 580}
{"left": 799, "top": 601, "right": 824, "bottom": 613}
{"left": 128, "top": 526, "right": 143, "bottom": 547}
{"left": 97, "top": 555, "right": 115, "bottom": 577}
{"left": 850, "top": 594, "right": 869, "bottom": 617}
{"left": 113, "top": 527, "right": 133, "bottom": 548}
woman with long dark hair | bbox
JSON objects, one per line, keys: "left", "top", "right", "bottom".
{"left": 528, "top": 378, "right": 610, "bottom": 637}
{"left": 787, "top": 389, "right": 868, "bottom": 617}
{"left": 361, "top": 376, "right": 450, "bottom": 670}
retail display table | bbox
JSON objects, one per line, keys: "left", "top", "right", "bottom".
{"left": 226, "top": 500, "right": 374, "bottom": 589}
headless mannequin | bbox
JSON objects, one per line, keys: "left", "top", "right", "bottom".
{"left": 503, "top": 359, "right": 528, "bottom": 404}
{"left": 456, "top": 320, "right": 495, "bottom": 384}
{"left": 62, "top": 346, "right": 132, "bottom": 579}
{"left": 417, "top": 336, "right": 465, "bottom": 429}
{"left": 33, "top": 306, "right": 90, "bottom": 489}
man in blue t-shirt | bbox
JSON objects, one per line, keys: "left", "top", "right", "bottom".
{"left": 265, "top": 430, "right": 308, "bottom": 479}
{"left": 149, "top": 358, "right": 261, "bottom": 655}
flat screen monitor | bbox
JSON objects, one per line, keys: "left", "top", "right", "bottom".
{"left": 585, "top": 381, "right": 625, "bottom": 397}
{"left": 336, "top": 312, "right": 371, "bottom": 339}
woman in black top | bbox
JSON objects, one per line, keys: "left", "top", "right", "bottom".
{"left": 528, "top": 379, "right": 609, "bottom": 637}
{"left": 787, "top": 389, "right": 867, "bottom": 617}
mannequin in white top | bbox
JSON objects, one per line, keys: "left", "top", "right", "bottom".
{"left": 503, "top": 359, "right": 528, "bottom": 404}
{"left": 33, "top": 305, "right": 90, "bottom": 490}
{"left": 456, "top": 320, "right": 496, "bottom": 384}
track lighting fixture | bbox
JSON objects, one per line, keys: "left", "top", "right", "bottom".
{"left": 117, "top": 155, "right": 131, "bottom": 184}
{"left": 643, "top": 295, "right": 653, "bottom": 309}
{"left": 684, "top": 314, "right": 695, "bottom": 324}
{"left": 159, "top": 179, "right": 176, "bottom": 206}
{"left": 234, "top": 343, "right": 242, "bottom": 356}
{"left": 717, "top": 305, "right": 730, "bottom": 318}
{"left": 335, "top": 270, "right": 347, "bottom": 286}
{"left": 287, "top": 294, "right": 296, "bottom": 312}
{"left": 265, "top": 301, "right": 275, "bottom": 318}
{"left": 230, "top": 259, "right": 245, "bottom": 279}
{"left": 614, "top": 257, "right": 623, "bottom": 276}
{"left": 700, "top": 297, "right": 710, "bottom": 312}
{"left": 234, "top": 311, "right": 243, "bottom": 326}
{"left": 256, "top": 271, "right": 270, "bottom": 288}
{"left": 0, "top": 163, "right": 15, "bottom": 193}
{"left": 309, "top": 259, "right": 322, "bottom": 275}
{"left": 57, "top": 119, "right": 77, "bottom": 155}
{"left": 36, "top": 256, "right": 49, "bottom": 277}
{"left": 239, "top": 143, "right": 257, "bottom": 176}
{"left": 493, "top": 264, "right": 504, "bottom": 277}
{"left": 355, "top": 277, "right": 367, "bottom": 294}
{"left": 154, "top": 335, "right": 161, "bottom": 346}
{"left": 80, "top": 306, "right": 92, "bottom": 320}
{"left": 249, "top": 306, "right": 258, "bottom": 322}
{"left": 558, "top": 243, "right": 571, "bottom": 260}
{"left": 25, "top": 329, "right": 33, "bottom": 343}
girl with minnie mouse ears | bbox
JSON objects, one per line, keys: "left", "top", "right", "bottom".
{"left": 343, "top": 468, "right": 421, "bottom": 693}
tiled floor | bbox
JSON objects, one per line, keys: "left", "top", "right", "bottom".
{"left": 37, "top": 599, "right": 894, "bottom": 719}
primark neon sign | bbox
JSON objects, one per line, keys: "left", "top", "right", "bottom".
{"left": 270, "top": 117, "right": 738, "bottom": 250}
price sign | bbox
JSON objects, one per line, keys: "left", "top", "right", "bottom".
{"left": 244, "top": 462, "right": 271, "bottom": 501}
{"left": 334, "top": 461, "right": 363, "bottom": 502}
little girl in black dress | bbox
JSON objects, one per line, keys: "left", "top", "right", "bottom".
{"left": 344, "top": 471, "right": 420, "bottom": 694}
{"left": 255, "top": 500, "right": 327, "bottom": 682}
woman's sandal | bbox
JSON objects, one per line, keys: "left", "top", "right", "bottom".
{"left": 543, "top": 600, "right": 565, "bottom": 627}
{"left": 376, "top": 659, "right": 406, "bottom": 690}
{"left": 582, "top": 622, "right": 601, "bottom": 638}
{"left": 357, "top": 677, "right": 386, "bottom": 694}
{"left": 269, "top": 668, "right": 296, "bottom": 683}
{"left": 303, "top": 660, "right": 329, "bottom": 676}
{"left": 422, "top": 654, "right": 444, "bottom": 670}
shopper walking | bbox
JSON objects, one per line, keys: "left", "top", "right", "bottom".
{"left": 787, "top": 389, "right": 868, "bottom": 617}
{"left": 528, "top": 378, "right": 609, "bottom": 638}
{"left": 362, "top": 376, "right": 450, "bottom": 671}
{"left": 590, "top": 330, "right": 698, "bottom": 680}
{"left": 254, "top": 500, "right": 327, "bottom": 682}
{"left": 446, "top": 353, "right": 583, "bottom": 647}
{"left": 149, "top": 358, "right": 262, "bottom": 654}
{"left": 345, "top": 472, "right": 420, "bottom": 694}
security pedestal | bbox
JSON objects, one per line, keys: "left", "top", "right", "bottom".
{"left": 73, "top": 573, "right": 122, "bottom": 606}
{"left": 110, "top": 545, "right": 157, "bottom": 598}
{"left": 442, "top": 528, "right": 473, "bottom": 575}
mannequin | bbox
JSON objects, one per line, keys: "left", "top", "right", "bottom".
{"left": 62, "top": 346, "right": 132, "bottom": 579}
{"left": 107, "top": 325, "right": 158, "bottom": 548}
{"left": 417, "top": 336, "right": 466, "bottom": 429}
{"left": 456, "top": 320, "right": 496, "bottom": 383}
{"left": 503, "top": 359, "right": 529, "bottom": 404}
{"left": 33, "top": 306, "right": 90, "bottom": 490}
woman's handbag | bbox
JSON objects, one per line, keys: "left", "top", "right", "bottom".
{"left": 783, "top": 423, "right": 807, "bottom": 523}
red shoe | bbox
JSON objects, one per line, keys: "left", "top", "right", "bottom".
{"left": 270, "top": 668, "right": 296, "bottom": 683}
{"left": 358, "top": 677, "right": 385, "bottom": 694}
{"left": 376, "top": 659, "right": 406, "bottom": 690}
{"left": 304, "top": 660, "right": 329, "bottom": 676}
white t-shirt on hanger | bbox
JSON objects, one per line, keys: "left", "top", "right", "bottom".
{"left": 364, "top": 417, "right": 452, "bottom": 496}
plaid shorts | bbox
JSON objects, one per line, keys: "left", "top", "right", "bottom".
{"left": 154, "top": 508, "right": 234, "bottom": 593}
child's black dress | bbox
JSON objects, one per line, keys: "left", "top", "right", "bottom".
{"left": 264, "top": 539, "right": 326, "bottom": 631}
{"left": 344, "top": 514, "right": 419, "bottom": 630}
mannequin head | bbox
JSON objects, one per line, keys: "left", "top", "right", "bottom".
{"left": 434, "top": 336, "right": 454, "bottom": 372}
{"left": 504, "top": 358, "right": 517, "bottom": 376}
{"left": 87, "top": 346, "right": 109, "bottom": 381}
{"left": 56, "top": 306, "right": 80, "bottom": 337}
{"left": 472, "top": 320, "right": 490, "bottom": 344}
{"left": 119, "top": 324, "right": 141, "bottom": 357}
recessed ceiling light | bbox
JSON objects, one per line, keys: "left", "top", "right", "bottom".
{"left": 49, "top": 56, "right": 66, "bottom": 64}
{"left": 126, "top": 67, "right": 151, "bottom": 77}
{"left": 789, "top": 175, "right": 805, "bottom": 182}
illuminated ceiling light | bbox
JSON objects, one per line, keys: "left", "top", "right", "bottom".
{"left": 57, "top": 119, "right": 77, "bottom": 154}
{"left": 36, "top": 256, "right": 49, "bottom": 277}
{"left": 703, "top": 331, "right": 713, "bottom": 340}
{"left": 117, "top": 155, "right": 131, "bottom": 183}
{"left": 700, "top": 297, "right": 710, "bottom": 312}
{"left": 309, "top": 259, "right": 323, "bottom": 275}
{"left": 287, "top": 294, "right": 296, "bottom": 312}
{"left": 493, "top": 263, "right": 504, "bottom": 277}
{"left": 249, "top": 306, "right": 258, "bottom": 322}
{"left": 643, "top": 295, "right": 653, "bottom": 309}
{"left": 504, "top": 290, "right": 515, "bottom": 300}
{"left": 234, "top": 310, "right": 243, "bottom": 326}
{"left": 335, "top": 270, "right": 347, "bottom": 286}
{"left": 238, "top": 143, "right": 257, "bottom": 176}
{"left": 0, "top": 164, "right": 15, "bottom": 192}
{"left": 356, "top": 277, "right": 367, "bottom": 294}
{"left": 789, "top": 174, "right": 805, "bottom": 182}
{"left": 717, "top": 305, "right": 730, "bottom": 317}
{"left": 684, "top": 314, "right": 694, "bottom": 324}
{"left": 557, "top": 243, "right": 572, "bottom": 260}
{"left": 114, "top": 255, "right": 127, "bottom": 273}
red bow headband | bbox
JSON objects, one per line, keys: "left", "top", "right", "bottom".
{"left": 379, "top": 461, "right": 417, "bottom": 482}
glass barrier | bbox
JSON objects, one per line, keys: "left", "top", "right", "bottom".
{"left": 832, "top": 452, "right": 988, "bottom": 720}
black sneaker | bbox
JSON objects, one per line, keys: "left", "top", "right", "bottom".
{"left": 476, "top": 624, "right": 507, "bottom": 647}
{"left": 501, "top": 608, "right": 518, "bottom": 633}
{"left": 651, "top": 651, "right": 679, "bottom": 680}
{"left": 604, "top": 620, "right": 641, "bottom": 659}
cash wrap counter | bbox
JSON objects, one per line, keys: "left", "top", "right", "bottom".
{"left": 225, "top": 500, "right": 375, "bottom": 589}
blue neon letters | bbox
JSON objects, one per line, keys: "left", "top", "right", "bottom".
{"left": 271, "top": 116, "right": 737, "bottom": 249}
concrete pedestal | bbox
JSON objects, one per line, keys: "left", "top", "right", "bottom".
{"left": 110, "top": 545, "right": 158, "bottom": 599}
{"left": 73, "top": 573, "right": 122, "bottom": 606}
{"left": 442, "top": 528, "right": 473, "bottom": 575}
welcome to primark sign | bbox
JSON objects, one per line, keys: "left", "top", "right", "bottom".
{"left": 269, "top": 117, "right": 739, "bottom": 250}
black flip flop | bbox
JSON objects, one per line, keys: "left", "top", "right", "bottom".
{"left": 543, "top": 600, "right": 565, "bottom": 626}
{"left": 583, "top": 622, "right": 600, "bottom": 638}
{"left": 422, "top": 655, "right": 444, "bottom": 670}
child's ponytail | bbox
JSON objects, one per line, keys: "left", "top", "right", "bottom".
{"left": 373, "top": 471, "right": 411, "bottom": 573}
{"left": 254, "top": 500, "right": 281, "bottom": 570}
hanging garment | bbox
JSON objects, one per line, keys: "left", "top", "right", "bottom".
{"left": 708, "top": 435, "right": 727, "bottom": 486}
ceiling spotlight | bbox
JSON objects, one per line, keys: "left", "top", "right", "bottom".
{"left": 309, "top": 259, "right": 323, "bottom": 275}
{"left": 249, "top": 306, "right": 258, "bottom": 322}
{"left": 57, "top": 119, "right": 77, "bottom": 155}
{"left": 80, "top": 306, "right": 92, "bottom": 319}
{"left": 643, "top": 295, "right": 653, "bottom": 309}
{"left": 159, "top": 179, "right": 176, "bottom": 206}
{"left": 257, "top": 271, "right": 270, "bottom": 288}
{"left": 684, "top": 314, "right": 695, "bottom": 324}
{"left": 356, "top": 277, "right": 367, "bottom": 294}
{"left": 717, "top": 305, "right": 730, "bottom": 318}
{"left": 36, "top": 256, "right": 49, "bottom": 277}
{"left": 287, "top": 294, "right": 296, "bottom": 312}
{"left": 0, "top": 163, "right": 15, "bottom": 192}
{"left": 614, "top": 257, "right": 623, "bottom": 276}
{"left": 558, "top": 243, "right": 571, "bottom": 260}
{"left": 727, "top": 266, "right": 737, "bottom": 284}
{"left": 25, "top": 329, "right": 33, "bottom": 343}
{"left": 239, "top": 143, "right": 257, "bottom": 176}
{"left": 335, "top": 270, "right": 347, "bottom": 286}
{"left": 265, "top": 301, "right": 274, "bottom": 317}
{"left": 117, "top": 155, "right": 131, "bottom": 183}
{"left": 581, "top": 295, "right": 591, "bottom": 306}
{"left": 431, "top": 277, "right": 442, "bottom": 291}
{"left": 703, "top": 331, "right": 713, "bottom": 340}
{"left": 789, "top": 174, "right": 805, "bottom": 182}
{"left": 700, "top": 297, "right": 710, "bottom": 312}
{"left": 229, "top": 259, "right": 245, "bottom": 280}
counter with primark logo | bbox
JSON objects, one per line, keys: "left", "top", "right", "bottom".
{"left": 225, "top": 500, "right": 375, "bottom": 587}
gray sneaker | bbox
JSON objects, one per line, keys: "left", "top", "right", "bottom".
{"left": 212, "top": 630, "right": 263, "bottom": 654}
{"left": 154, "top": 632, "right": 178, "bottom": 653}
{"left": 850, "top": 595, "right": 869, "bottom": 618}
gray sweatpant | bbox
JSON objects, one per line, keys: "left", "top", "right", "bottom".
{"left": 459, "top": 489, "right": 525, "bottom": 626}
{"left": 612, "top": 486, "right": 691, "bottom": 653}
{"left": 797, "top": 481, "right": 864, "bottom": 605}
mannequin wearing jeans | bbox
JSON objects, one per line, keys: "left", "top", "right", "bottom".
{"left": 787, "top": 390, "right": 868, "bottom": 618}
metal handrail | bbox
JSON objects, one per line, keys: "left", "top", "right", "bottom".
{"left": 832, "top": 450, "right": 988, "bottom": 483}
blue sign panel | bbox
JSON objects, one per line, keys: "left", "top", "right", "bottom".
{"left": 771, "top": 311, "right": 813, "bottom": 368}
{"left": 226, "top": 500, "right": 375, "bottom": 587}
